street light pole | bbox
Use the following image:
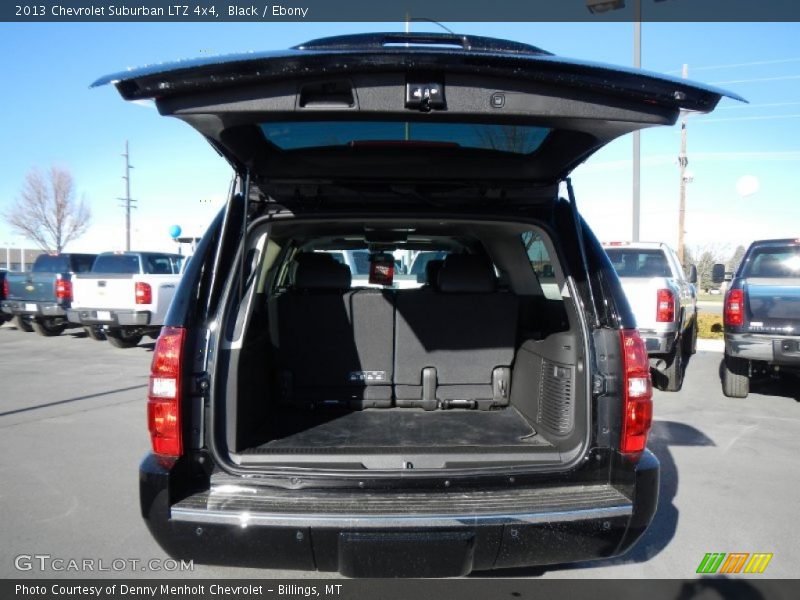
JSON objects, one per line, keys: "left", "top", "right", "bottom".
{"left": 677, "top": 63, "right": 689, "bottom": 265}
{"left": 631, "top": 0, "right": 642, "bottom": 242}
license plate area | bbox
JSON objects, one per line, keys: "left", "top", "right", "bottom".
{"left": 338, "top": 530, "right": 475, "bottom": 577}
{"left": 96, "top": 310, "right": 112, "bottom": 321}
{"left": 25, "top": 303, "right": 37, "bottom": 312}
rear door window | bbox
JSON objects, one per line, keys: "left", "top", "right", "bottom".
{"left": 409, "top": 251, "right": 448, "bottom": 277}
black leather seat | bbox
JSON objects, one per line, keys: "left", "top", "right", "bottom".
{"left": 394, "top": 255, "right": 518, "bottom": 409}
{"left": 271, "top": 253, "right": 394, "bottom": 409}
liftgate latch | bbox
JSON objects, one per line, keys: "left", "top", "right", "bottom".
{"left": 405, "top": 83, "right": 446, "bottom": 112}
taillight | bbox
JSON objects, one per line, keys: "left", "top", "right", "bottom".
{"left": 135, "top": 282, "right": 152, "bottom": 305}
{"left": 620, "top": 329, "right": 653, "bottom": 455}
{"left": 2, "top": 277, "right": 8, "bottom": 299}
{"left": 724, "top": 289, "right": 744, "bottom": 327}
{"left": 55, "top": 279, "right": 72, "bottom": 302}
{"left": 147, "top": 327, "right": 185, "bottom": 457}
{"left": 656, "top": 288, "right": 675, "bottom": 322}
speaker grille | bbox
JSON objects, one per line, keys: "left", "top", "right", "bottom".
{"left": 537, "top": 360, "right": 574, "bottom": 435}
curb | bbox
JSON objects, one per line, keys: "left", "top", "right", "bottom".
{"left": 696, "top": 338, "right": 724, "bottom": 353}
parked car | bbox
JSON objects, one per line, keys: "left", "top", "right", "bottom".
{"left": 0, "top": 253, "right": 96, "bottom": 335}
{"left": 603, "top": 242, "right": 698, "bottom": 391}
{"left": 0, "top": 270, "right": 10, "bottom": 324}
{"left": 96, "top": 31, "right": 737, "bottom": 576}
{"left": 66, "top": 251, "right": 183, "bottom": 348}
{"left": 713, "top": 238, "right": 800, "bottom": 398}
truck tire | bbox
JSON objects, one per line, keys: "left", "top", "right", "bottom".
{"left": 105, "top": 328, "right": 143, "bottom": 348}
{"left": 663, "top": 341, "right": 684, "bottom": 392}
{"left": 84, "top": 326, "right": 106, "bottom": 341}
{"left": 13, "top": 315, "right": 33, "bottom": 332}
{"left": 31, "top": 318, "right": 66, "bottom": 337}
{"left": 722, "top": 355, "right": 750, "bottom": 398}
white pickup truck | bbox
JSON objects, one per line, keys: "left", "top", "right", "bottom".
{"left": 67, "top": 251, "right": 184, "bottom": 348}
{"left": 603, "top": 242, "right": 698, "bottom": 391}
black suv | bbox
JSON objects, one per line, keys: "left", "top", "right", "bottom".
{"left": 97, "top": 33, "right": 737, "bottom": 576}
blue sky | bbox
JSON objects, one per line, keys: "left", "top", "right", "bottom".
{"left": 1, "top": 21, "right": 799, "bottom": 258}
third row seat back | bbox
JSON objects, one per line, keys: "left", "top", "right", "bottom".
{"left": 272, "top": 253, "right": 393, "bottom": 409}
{"left": 394, "top": 255, "right": 519, "bottom": 409}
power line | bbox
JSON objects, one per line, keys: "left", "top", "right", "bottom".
{"left": 710, "top": 74, "right": 800, "bottom": 85}
{"left": 666, "top": 57, "right": 800, "bottom": 74}
{"left": 716, "top": 101, "right": 800, "bottom": 111}
{"left": 692, "top": 113, "right": 800, "bottom": 124}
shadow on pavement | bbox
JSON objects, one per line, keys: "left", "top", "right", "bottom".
{"left": 717, "top": 358, "right": 800, "bottom": 401}
{"left": 478, "top": 420, "right": 715, "bottom": 577}
{"left": 0, "top": 384, "right": 148, "bottom": 417}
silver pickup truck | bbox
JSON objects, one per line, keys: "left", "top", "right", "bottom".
{"left": 66, "top": 251, "right": 183, "bottom": 348}
{"left": 603, "top": 242, "right": 698, "bottom": 391}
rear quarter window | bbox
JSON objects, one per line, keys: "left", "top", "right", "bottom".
{"left": 521, "top": 231, "right": 560, "bottom": 300}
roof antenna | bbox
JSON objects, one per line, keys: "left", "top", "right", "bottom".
{"left": 410, "top": 17, "right": 456, "bottom": 35}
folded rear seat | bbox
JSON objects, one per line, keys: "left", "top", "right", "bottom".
{"left": 394, "top": 255, "right": 519, "bottom": 410}
{"left": 270, "top": 253, "right": 394, "bottom": 409}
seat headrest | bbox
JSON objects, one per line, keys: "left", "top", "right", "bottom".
{"left": 425, "top": 259, "right": 444, "bottom": 288}
{"left": 438, "top": 255, "right": 496, "bottom": 293}
{"left": 293, "top": 253, "right": 351, "bottom": 290}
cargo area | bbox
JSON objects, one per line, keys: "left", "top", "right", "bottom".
{"left": 217, "top": 217, "right": 590, "bottom": 471}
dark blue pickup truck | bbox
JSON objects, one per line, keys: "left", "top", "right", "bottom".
{"left": 715, "top": 238, "right": 800, "bottom": 397}
{"left": 1, "top": 253, "right": 96, "bottom": 336}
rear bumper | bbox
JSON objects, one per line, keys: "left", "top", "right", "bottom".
{"left": 140, "top": 451, "right": 659, "bottom": 576}
{"left": 1, "top": 300, "right": 65, "bottom": 317}
{"left": 67, "top": 308, "right": 151, "bottom": 327}
{"left": 726, "top": 332, "right": 800, "bottom": 365}
{"left": 639, "top": 329, "right": 678, "bottom": 355}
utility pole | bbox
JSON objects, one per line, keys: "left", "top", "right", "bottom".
{"left": 677, "top": 64, "right": 689, "bottom": 265}
{"left": 118, "top": 141, "right": 136, "bottom": 251}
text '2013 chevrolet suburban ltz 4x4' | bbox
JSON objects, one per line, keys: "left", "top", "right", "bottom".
{"left": 95, "top": 32, "right": 740, "bottom": 577}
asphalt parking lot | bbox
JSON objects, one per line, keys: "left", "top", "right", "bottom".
{"left": 0, "top": 322, "right": 797, "bottom": 579}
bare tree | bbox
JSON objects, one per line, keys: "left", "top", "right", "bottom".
{"left": 729, "top": 245, "right": 747, "bottom": 272}
{"left": 690, "top": 243, "right": 730, "bottom": 292}
{"left": 3, "top": 166, "right": 91, "bottom": 253}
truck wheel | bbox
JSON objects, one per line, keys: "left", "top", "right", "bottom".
{"left": 13, "top": 315, "right": 33, "bottom": 332}
{"left": 83, "top": 326, "right": 106, "bottom": 341}
{"left": 31, "top": 318, "right": 66, "bottom": 337}
{"left": 106, "top": 328, "right": 143, "bottom": 348}
{"left": 663, "top": 342, "right": 684, "bottom": 392}
{"left": 722, "top": 355, "right": 750, "bottom": 398}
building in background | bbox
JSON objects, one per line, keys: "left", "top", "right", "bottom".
{"left": 0, "top": 248, "right": 45, "bottom": 272}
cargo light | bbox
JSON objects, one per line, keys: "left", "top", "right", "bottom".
{"left": 147, "top": 327, "right": 185, "bottom": 457}
{"left": 656, "top": 288, "right": 675, "bottom": 322}
{"left": 135, "top": 282, "right": 152, "bottom": 305}
{"left": 55, "top": 278, "right": 73, "bottom": 302}
{"left": 724, "top": 289, "right": 745, "bottom": 327}
{"left": 620, "top": 329, "right": 653, "bottom": 455}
